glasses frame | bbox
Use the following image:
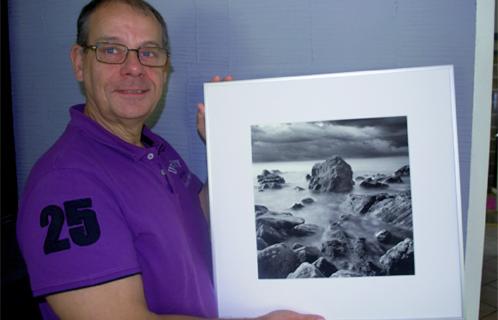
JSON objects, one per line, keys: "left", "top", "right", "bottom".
{"left": 82, "top": 42, "right": 169, "bottom": 68}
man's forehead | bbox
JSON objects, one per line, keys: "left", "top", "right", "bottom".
{"left": 87, "top": 3, "right": 163, "bottom": 43}
{"left": 93, "top": 35, "right": 162, "bottom": 47}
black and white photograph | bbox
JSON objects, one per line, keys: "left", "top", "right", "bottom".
{"left": 252, "top": 116, "right": 415, "bottom": 279}
{"left": 206, "top": 67, "right": 463, "bottom": 319}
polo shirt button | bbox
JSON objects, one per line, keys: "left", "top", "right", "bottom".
{"left": 160, "top": 169, "right": 166, "bottom": 176}
{"left": 147, "top": 153, "right": 154, "bottom": 160}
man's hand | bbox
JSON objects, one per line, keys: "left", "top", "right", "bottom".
{"left": 257, "top": 310, "right": 325, "bottom": 320}
{"left": 197, "top": 75, "right": 233, "bottom": 143}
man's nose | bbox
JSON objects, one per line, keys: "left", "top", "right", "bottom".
{"left": 120, "top": 49, "right": 144, "bottom": 76}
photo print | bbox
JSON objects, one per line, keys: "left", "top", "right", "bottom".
{"left": 252, "top": 116, "right": 414, "bottom": 279}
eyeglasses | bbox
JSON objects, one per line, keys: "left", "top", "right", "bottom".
{"left": 82, "top": 43, "right": 169, "bottom": 67}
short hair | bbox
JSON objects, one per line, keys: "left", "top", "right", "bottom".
{"left": 76, "top": 0, "right": 169, "bottom": 52}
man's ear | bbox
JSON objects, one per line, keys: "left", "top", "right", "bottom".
{"left": 70, "top": 44, "right": 84, "bottom": 82}
{"left": 162, "top": 60, "right": 170, "bottom": 82}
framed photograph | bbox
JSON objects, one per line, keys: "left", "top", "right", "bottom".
{"left": 204, "top": 66, "right": 463, "bottom": 320}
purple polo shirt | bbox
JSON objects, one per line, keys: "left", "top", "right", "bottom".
{"left": 17, "top": 104, "right": 217, "bottom": 319}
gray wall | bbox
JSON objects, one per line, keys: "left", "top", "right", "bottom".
{"left": 9, "top": 1, "right": 475, "bottom": 237}
{"left": 496, "top": 1, "right": 498, "bottom": 33}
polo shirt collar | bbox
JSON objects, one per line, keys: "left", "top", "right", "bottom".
{"left": 68, "top": 104, "right": 166, "bottom": 161}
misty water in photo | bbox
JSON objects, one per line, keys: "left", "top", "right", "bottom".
{"left": 252, "top": 117, "right": 415, "bottom": 279}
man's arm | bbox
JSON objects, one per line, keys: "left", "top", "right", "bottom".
{"left": 199, "top": 182, "right": 210, "bottom": 222}
{"left": 46, "top": 274, "right": 200, "bottom": 320}
{"left": 47, "top": 275, "right": 323, "bottom": 320}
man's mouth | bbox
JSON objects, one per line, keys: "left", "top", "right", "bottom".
{"left": 117, "top": 89, "right": 148, "bottom": 94}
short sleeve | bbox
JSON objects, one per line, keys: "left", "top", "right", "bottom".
{"left": 17, "top": 168, "right": 141, "bottom": 297}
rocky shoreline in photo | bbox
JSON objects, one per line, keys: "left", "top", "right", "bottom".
{"left": 255, "top": 156, "right": 414, "bottom": 279}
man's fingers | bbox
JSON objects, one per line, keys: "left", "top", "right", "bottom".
{"left": 258, "top": 310, "right": 325, "bottom": 320}
{"left": 210, "top": 75, "right": 233, "bottom": 82}
{"left": 198, "top": 75, "right": 232, "bottom": 144}
{"left": 197, "top": 103, "right": 206, "bottom": 113}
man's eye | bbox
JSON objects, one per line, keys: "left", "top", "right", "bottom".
{"left": 141, "top": 49, "right": 157, "bottom": 58}
{"left": 101, "top": 46, "right": 120, "bottom": 55}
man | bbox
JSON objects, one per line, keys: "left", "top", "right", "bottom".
{"left": 17, "top": 1, "right": 323, "bottom": 319}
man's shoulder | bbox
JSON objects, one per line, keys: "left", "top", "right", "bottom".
{"left": 33, "top": 125, "right": 99, "bottom": 175}
{"left": 24, "top": 125, "right": 115, "bottom": 197}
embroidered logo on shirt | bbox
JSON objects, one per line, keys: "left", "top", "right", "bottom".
{"left": 167, "top": 160, "right": 182, "bottom": 174}
{"left": 167, "top": 159, "right": 192, "bottom": 187}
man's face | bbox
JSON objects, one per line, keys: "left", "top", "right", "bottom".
{"left": 72, "top": 2, "right": 168, "bottom": 126}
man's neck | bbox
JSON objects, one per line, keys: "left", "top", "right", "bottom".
{"left": 84, "top": 105, "right": 145, "bottom": 147}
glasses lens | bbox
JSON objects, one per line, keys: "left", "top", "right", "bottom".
{"left": 96, "top": 44, "right": 127, "bottom": 64}
{"left": 138, "top": 47, "right": 168, "bottom": 67}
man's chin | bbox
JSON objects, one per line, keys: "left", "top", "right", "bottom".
{"left": 110, "top": 107, "right": 151, "bottom": 123}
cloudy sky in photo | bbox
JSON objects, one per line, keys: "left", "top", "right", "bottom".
{"left": 251, "top": 116, "right": 409, "bottom": 162}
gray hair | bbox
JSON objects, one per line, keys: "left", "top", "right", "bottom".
{"left": 76, "top": 0, "right": 169, "bottom": 52}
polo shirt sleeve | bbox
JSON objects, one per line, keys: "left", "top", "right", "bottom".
{"left": 177, "top": 157, "right": 203, "bottom": 195}
{"left": 17, "top": 168, "right": 141, "bottom": 297}
{"left": 188, "top": 170, "right": 203, "bottom": 195}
